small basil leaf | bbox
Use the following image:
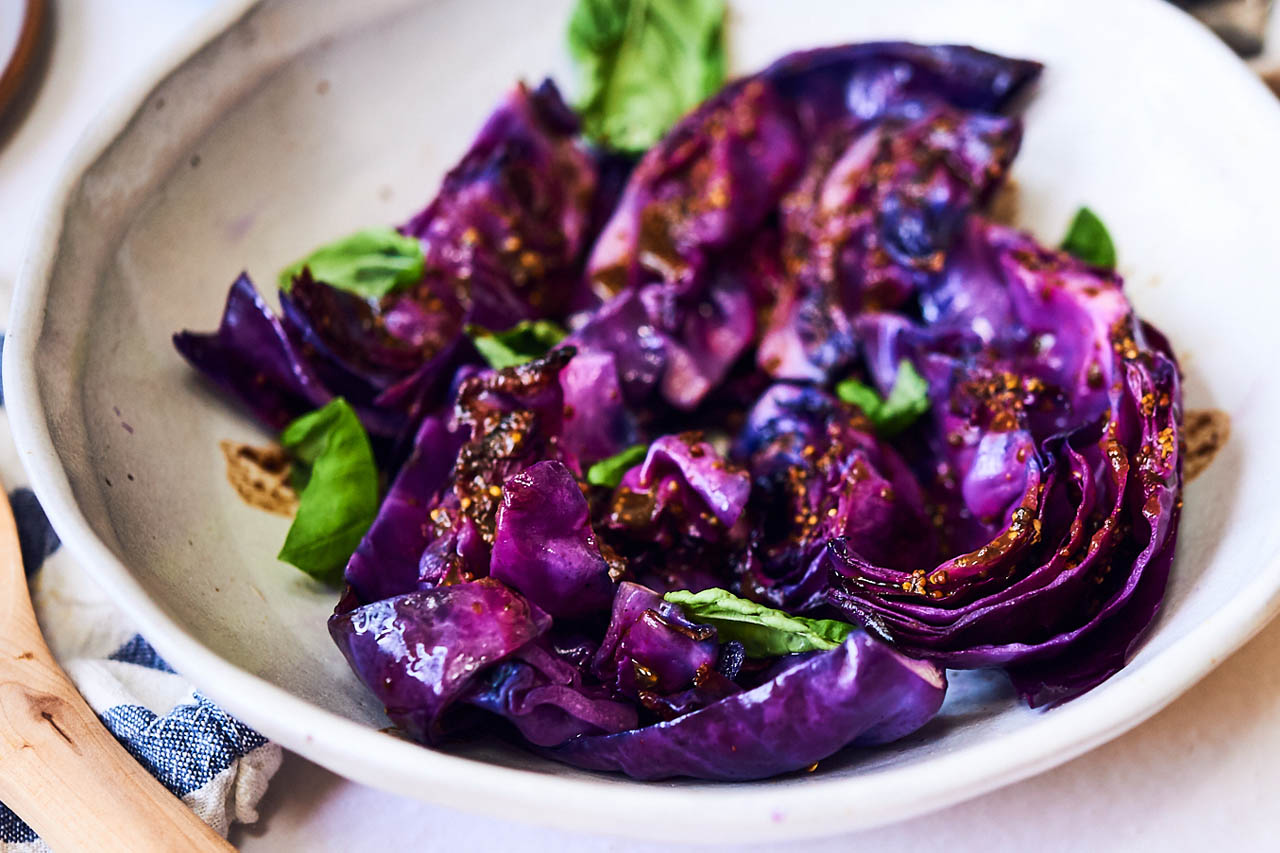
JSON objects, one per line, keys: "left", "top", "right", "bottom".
{"left": 836, "top": 360, "right": 930, "bottom": 437}
{"left": 586, "top": 443, "right": 648, "bottom": 488}
{"left": 466, "top": 320, "right": 568, "bottom": 370}
{"left": 279, "top": 227, "right": 424, "bottom": 299}
{"left": 1060, "top": 206, "right": 1116, "bottom": 269}
{"left": 567, "top": 0, "right": 726, "bottom": 153}
{"left": 834, "top": 378, "right": 884, "bottom": 420}
{"left": 664, "top": 588, "right": 856, "bottom": 658}
{"left": 277, "top": 399, "right": 379, "bottom": 585}
{"left": 878, "top": 359, "right": 931, "bottom": 435}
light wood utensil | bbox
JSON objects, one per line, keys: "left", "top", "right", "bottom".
{"left": 0, "top": 490, "right": 235, "bottom": 852}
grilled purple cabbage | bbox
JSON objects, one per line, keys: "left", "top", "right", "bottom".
{"left": 826, "top": 220, "right": 1182, "bottom": 706}
{"left": 553, "top": 631, "right": 946, "bottom": 780}
{"left": 490, "top": 460, "right": 615, "bottom": 618}
{"left": 176, "top": 81, "right": 606, "bottom": 443}
{"left": 177, "top": 40, "right": 1186, "bottom": 779}
{"left": 329, "top": 578, "right": 550, "bottom": 742}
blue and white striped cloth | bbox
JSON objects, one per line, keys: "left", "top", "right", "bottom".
{"left": 0, "top": 338, "right": 282, "bottom": 850}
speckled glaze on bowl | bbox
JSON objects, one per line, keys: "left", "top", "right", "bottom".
{"left": 7, "top": 0, "right": 1280, "bottom": 842}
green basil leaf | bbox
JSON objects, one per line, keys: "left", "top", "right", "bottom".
{"left": 878, "top": 359, "right": 931, "bottom": 434}
{"left": 279, "top": 227, "right": 424, "bottom": 299}
{"left": 567, "top": 0, "right": 726, "bottom": 153}
{"left": 1060, "top": 206, "right": 1116, "bottom": 269}
{"left": 466, "top": 320, "right": 568, "bottom": 370}
{"left": 277, "top": 399, "right": 379, "bottom": 585}
{"left": 833, "top": 378, "right": 884, "bottom": 420}
{"left": 664, "top": 588, "right": 856, "bottom": 658}
{"left": 586, "top": 443, "right": 648, "bottom": 488}
{"left": 836, "top": 360, "right": 930, "bottom": 436}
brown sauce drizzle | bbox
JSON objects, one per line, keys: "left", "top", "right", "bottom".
{"left": 220, "top": 440, "right": 297, "bottom": 516}
{"left": 1183, "top": 409, "right": 1230, "bottom": 481}
{"left": 988, "top": 179, "right": 1020, "bottom": 226}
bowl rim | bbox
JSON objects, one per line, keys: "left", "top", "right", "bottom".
{"left": 8, "top": 0, "right": 1280, "bottom": 842}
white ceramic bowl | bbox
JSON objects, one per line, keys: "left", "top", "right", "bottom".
{"left": 8, "top": 0, "right": 1280, "bottom": 842}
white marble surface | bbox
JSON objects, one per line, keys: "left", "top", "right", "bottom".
{"left": 2, "top": 2, "right": 1279, "bottom": 850}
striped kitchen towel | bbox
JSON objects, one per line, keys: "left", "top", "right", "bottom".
{"left": 0, "top": 338, "right": 282, "bottom": 851}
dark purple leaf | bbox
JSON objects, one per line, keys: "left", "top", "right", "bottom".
{"left": 329, "top": 578, "right": 550, "bottom": 743}
{"left": 490, "top": 460, "right": 616, "bottom": 618}
{"left": 551, "top": 632, "right": 946, "bottom": 780}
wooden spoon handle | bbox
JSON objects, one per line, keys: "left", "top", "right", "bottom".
{"left": 0, "top": 498, "right": 234, "bottom": 851}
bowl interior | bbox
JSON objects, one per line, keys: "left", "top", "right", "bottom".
{"left": 17, "top": 0, "right": 1280, "bottom": 840}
